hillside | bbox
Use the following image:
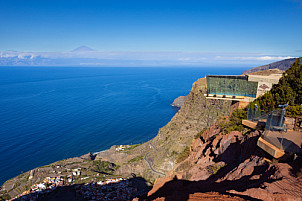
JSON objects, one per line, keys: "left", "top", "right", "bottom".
{"left": 97, "top": 77, "right": 233, "bottom": 180}
{"left": 142, "top": 58, "right": 302, "bottom": 201}
{"left": 143, "top": 121, "right": 302, "bottom": 201}
{"left": 1, "top": 77, "right": 236, "bottom": 200}
{"left": 242, "top": 58, "right": 297, "bottom": 74}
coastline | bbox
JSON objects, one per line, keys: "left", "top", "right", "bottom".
{"left": 0, "top": 92, "right": 185, "bottom": 199}
{"left": 93, "top": 149, "right": 109, "bottom": 155}
{"left": 0, "top": 75, "right": 227, "bottom": 199}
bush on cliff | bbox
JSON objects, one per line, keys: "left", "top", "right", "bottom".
{"left": 218, "top": 109, "right": 247, "bottom": 134}
{"left": 91, "top": 160, "right": 119, "bottom": 174}
{"left": 250, "top": 58, "right": 302, "bottom": 113}
{"left": 176, "top": 146, "right": 190, "bottom": 163}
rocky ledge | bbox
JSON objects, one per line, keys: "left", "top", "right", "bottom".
{"left": 143, "top": 121, "right": 302, "bottom": 201}
{"left": 171, "top": 95, "right": 188, "bottom": 108}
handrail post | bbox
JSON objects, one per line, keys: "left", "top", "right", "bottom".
{"left": 278, "top": 104, "right": 288, "bottom": 150}
{"left": 254, "top": 104, "right": 258, "bottom": 121}
{"left": 279, "top": 104, "right": 288, "bottom": 127}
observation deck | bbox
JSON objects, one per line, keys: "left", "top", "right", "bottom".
{"left": 205, "top": 74, "right": 282, "bottom": 103}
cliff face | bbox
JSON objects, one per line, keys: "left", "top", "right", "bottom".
{"left": 171, "top": 95, "right": 187, "bottom": 107}
{"left": 147, "top": 78, "right": 232, "bottom": 175}
{"left": 98, "top": 77, "right": 233, "bottom": 180}
{"left": 3, "top": 76, "right": 233, "bottom": 198}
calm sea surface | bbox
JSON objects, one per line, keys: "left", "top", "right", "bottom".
{"left": 0, "top": 66, "right": 247, "bottom": 185}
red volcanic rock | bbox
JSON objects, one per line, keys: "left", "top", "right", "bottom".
{"left": 142, "top": 192, "right": 245, "bottom": 201}
{"left": 143, "top": 121, "right": 302, "bottom": 201}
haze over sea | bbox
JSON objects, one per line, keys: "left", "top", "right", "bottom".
{"left": 0, "top": 66, "right": 247, "bottom": 185}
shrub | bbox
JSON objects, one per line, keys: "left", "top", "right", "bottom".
{"left": 194, "top": 129, "right": 206, "bottom": 139}
{"left": 286, "top": 105, "right": 302, "bottom": 117}
{"left": 249, "top": 58, "right": 301, "bottom": 114}
{"left": 176, "top": 146, "right": 190, "bottom": 163}
{"left": 218, "top": 109, "right": 246, "bottom": 134}
{"left": 207, "top": 163, "right": 225, "bottom": 175}
{"left": 91, "top": 160, "right": 119, "bottom": 174}
{"left": 171, "top": 151, "right": 178, "bottom": 157}
{"left": 128, "top": 155, "right": 144, "bottom": 163}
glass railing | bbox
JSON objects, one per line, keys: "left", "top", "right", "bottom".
{"left": 206, "top": 75, "right": 258, "bottom": 98}
{"left": 263, "top": 107, "right": 301, "bottom": 154}
{"left": 247, "top": 108, "right": 269, "bottom": 122}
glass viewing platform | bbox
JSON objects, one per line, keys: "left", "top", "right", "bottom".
{"left": 206, "top": 75, "right": 258, "bottom": 98}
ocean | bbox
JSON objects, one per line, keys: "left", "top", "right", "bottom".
{"left": 0, "top": 66, "right": 247, "bottom": 185}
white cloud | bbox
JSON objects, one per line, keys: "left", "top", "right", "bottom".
{"left": 235, "top": 56, "right": 293, "bottom": 61}
{"left": 0, "top": 49, "right": 295, "bottom": 66}
{"left": 257, "top": 56, "right": 293, "bottom": 60}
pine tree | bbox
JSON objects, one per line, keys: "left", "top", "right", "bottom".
{"left": 251, "top": 57, "right": 302, "bottom": 114}
{"left": 271, "top": 57, "right": 301, "bottom": 106}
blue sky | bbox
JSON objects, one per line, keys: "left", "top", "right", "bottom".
{"left": 0, "top": 0, "right": 301, "bottom": 66}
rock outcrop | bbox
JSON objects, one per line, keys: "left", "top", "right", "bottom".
{"left": 171, "top": 95, "right": 188, "bottom": 108}
{"left": 144, "top": 122, "right": 302, "bottom": 201}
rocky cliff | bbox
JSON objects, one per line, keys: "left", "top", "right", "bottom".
{"left": 144, "top": 121, "right": 302, "bottom": 201}
{"left": 97, "top": 77, "right": 233, "bottom": 181}
{"left": 171, "top": 95, "right": 187, "bottom": 108}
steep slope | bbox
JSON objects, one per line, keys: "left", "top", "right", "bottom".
{"left": 242, "top": 58, "right": 297, "bottom": 74}
{"left": 145, "top": 122, "right": 302, "bottom": 201}
{"left": 98, "top": 77, "right": 233, "bottom": 180}
{"left": 2, "top": 76, "right": 234, "bottom": 198}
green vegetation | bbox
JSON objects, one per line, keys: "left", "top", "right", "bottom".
{"left": 194, "top": 128, "right": 206, "bottom": 139}
{"left": 207, "top": 163, "right": 225, "bottom": 175}
{"left": 176, "top": 146, "right": 190, "bottom": 163}
{"left": 125, "top": 144, "right": 141, "bottom": 154}
{"left": 91, "top": 160, "right": 119, "bottom": 174}
{"left": 128, "top": 154, "right": 144, "bottom": 163}
{"left": 218, "top": 109, "right": 247, "bottom": 134}
{"left": 124, "top": 144, "right": 141, "bottom": 151}
{"left": 170, "top": 150, "right": 178, "bottom": 157}
{"left": 249, "top": 58, "right": 302, "bottom": 114}
{"left": 39, "top": 165, "right": 50, "bottom": 168}
{"left": 0, "top": 192, "right": 11, "bottom": 201}
{"left": 286, "top": 105, "right": 302, "bottom": 117}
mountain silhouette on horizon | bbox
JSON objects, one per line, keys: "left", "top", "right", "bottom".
{"left": 71, "top": 46, "right": 95, "bottom": 52}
